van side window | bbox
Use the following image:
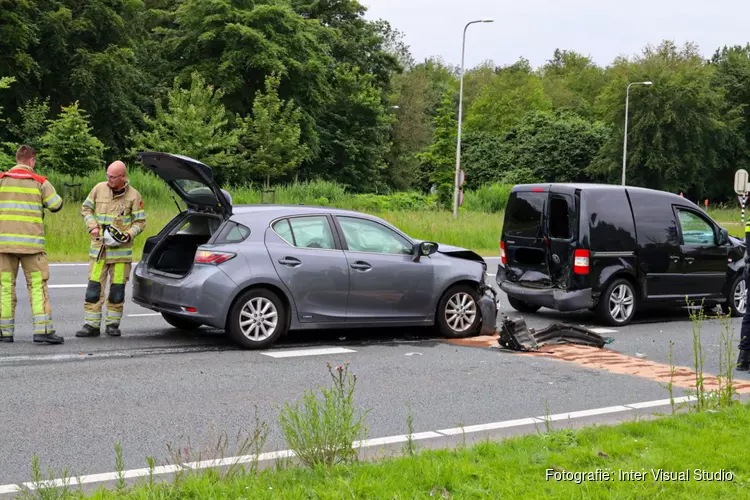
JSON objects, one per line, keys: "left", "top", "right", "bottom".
{"left": 677, "top": 209, "right": 715, "bottom": 246}
{"left": 549, "top": 196, "right": 571, "bottom": 239}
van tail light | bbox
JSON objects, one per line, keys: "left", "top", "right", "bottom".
{"left": 573, "top": 249, "right": 590, "bottom": 274}
{"left": 195, "top": 250, "right": 236, "bottom": 265}
{"left": 500, "top": 241, "right": 507, "bottom": 265}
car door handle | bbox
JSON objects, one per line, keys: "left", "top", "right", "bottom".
{"left": 669, "top": 255, "right": 681, "bottom": 263}
{"left": 350, "top": 261, "right": 372, "bottom": 271}
{"left": 685, "top": 257, "right": 695, "bottom": 264}
{"left": 278, "top": 257, "right": 301, "bottom": 267}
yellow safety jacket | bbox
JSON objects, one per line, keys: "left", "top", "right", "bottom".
{"left": 81, "top": 181, "right": 146, "bottom": 263}
{"left": 0, "top": 164, "right": 63, "bottom": 254}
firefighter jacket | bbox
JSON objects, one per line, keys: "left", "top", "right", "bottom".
{"left": 0, "top": 164, "right": 63, "bottom": 254}
{"left": 81, "top": 181, "right": 146, "bottom": 263}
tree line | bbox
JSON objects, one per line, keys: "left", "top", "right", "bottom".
{"left": 1, "top": 1, "right": 749, "bottom": 205}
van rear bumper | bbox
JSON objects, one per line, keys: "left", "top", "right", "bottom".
{"left": 497, "top": 277, "right": 594, "bottom": 312}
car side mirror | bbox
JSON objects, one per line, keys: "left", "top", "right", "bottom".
{"left": 413, "top": 241, "right": 438, "bottom": 262}
{"left": 717, "top": 227, "right": 729, "bottom": 246}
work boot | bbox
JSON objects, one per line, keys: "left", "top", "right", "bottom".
{"left": 76, "top": 324, "right": 100, "bottom": 337}
{"left": 737, "top": 350, "right": 750, "bottom": 372}
{"left": 0, "top": 336, "right": 13, "bottom": 343}
{"left": 106, "top": 324, "right": 121, "bottom": 337}
{"left": 33, "top": 333, "right": 64, "bottom": 345}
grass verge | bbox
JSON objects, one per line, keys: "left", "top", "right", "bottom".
{"left": 35, "top": 402, "right": 750, "bottom": 499}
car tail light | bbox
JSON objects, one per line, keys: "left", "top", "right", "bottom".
{"left": 573, "top": 249, "right": 590, "bottom": 274}
{"left": 194, "top": 250, "right": 236, "bottom": 265}
{"left": 500, "top": 241, "right": 507, "bottom": 265}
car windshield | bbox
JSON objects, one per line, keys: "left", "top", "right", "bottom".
{"left": 504, "top": 191, "right": 546, "bottom": 238}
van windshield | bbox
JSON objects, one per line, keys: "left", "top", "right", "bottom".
{"left": 504, "top": 191, "right": 545, "bottom": 238}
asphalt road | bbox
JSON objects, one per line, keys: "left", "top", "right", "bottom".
{"left": 0, "top": 257, "right": 745, "bottom": 486}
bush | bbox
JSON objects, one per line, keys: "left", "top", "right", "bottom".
{"left": 278, "top": 363, "right": 369, "bottom": 468}
{"left": 463, "top": 183, "right": 513, "bottom": 213}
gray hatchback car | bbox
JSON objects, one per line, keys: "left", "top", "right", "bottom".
{"left": 131, "top": 152, "right": 499, "bottom": 349}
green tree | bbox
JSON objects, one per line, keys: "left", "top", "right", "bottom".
{"left": 128, "top": 72, "right": 239, "bottom": 185}
{"left": 540, "top": 49, "right": 609, "bottom": 119}
{"left": 38, "top": 101, "right": 106, "bottom": 178}
{"left": 590, "top": 41, "right": 743, "bottom": 198}
{"left": 0, "top": 76, "right": 16, "bottom": 168}
{"left": 8, "top": 96, "right": 50, "bottom": 149}
{"left": 416, "top": 89, "right": 457, "bottom": 207}
{"left": 241, "top": 73, "right": 309, "bottom": 188}
{"left": 465, "top": 58, "right": 552, "bottom": 136}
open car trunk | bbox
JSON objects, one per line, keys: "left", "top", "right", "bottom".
{"left": 147, "top": 213, "right": 224, "bottom": 277}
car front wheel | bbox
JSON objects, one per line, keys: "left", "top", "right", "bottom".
{"left": 437, "top": 285, "right": 482, "bottom": 338}
{"left": 227, "top": 288, "right": 287, "bottom": 349}
{"left": 722, "top": 274, "right": 747, "bottom": 318}
{"left": 596, "top": 278, "right": 636, "bottom": 326}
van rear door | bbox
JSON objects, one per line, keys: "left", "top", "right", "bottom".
{"left": 501, "top": 187, "right": 551, "bottom": 287}
{"left": 546, "top": 188, "right": 578, "bottom": 286}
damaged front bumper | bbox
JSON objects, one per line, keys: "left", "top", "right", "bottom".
{"left": 497, "top": 315, "right": 614, "bottom": 352}
{"left": 477, "top": 281, "right": 501, "bottom": 336}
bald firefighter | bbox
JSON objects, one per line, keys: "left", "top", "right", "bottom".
{"left": 76, "top": 161, "right": 146, "bottom": 337}
{"left": 0, "top": 145, "right": 64, "bottom": 344}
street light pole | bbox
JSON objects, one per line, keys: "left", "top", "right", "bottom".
{"left": 452, "top": 19, "right": 493, "bottom": 218}
{"left": 622, "top": 81, "right": 653, "bottom": 186}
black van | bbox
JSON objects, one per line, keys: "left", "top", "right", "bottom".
{"left": 496, "top": 183, "right": 747, "bottom": 326}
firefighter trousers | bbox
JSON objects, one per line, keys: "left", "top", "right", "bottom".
{"left": 84, "top": 259, "right": 131, "bottom": 328}
{"left": 0, "top": 252, "right": 55, "bottom": 337}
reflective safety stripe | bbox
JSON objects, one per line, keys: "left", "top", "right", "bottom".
{"left": 113, "top": 263, "right": 126, "bottom": 284}
{"left": 83, "top": 198, "right": 95, "bottom": 209}
{"left": 1, "top": 273, "right": 11, "bottom": 320}
{"left": 33, "top": 314, "right": 52, "bottom": 323}
{"left": 96, "top": 214, "right": 116, "bottom": 223}
{"left": 0, "top": 234, "right": 45, "bottom": 247}
{"left": 0, "top": 186, "right": 40, "bottom": 195}
{"left": 130, "top": 225, "right": 142, "bottom": 237}
{"left": 133, "top": 210, "right": 146, "bottom": 220}
{"left": 0, "top": 214, "right": 43, "bottom": 224}
{"left": 43, "top": 193, "right": 62, "bottom": 210}
{"left": 105, "top": 249, "right": 133, "bottom": 259}
{"left": 30, "top": 271, "right": 44, "bottom": 317}
{"left": 84, "top": 215, "right": 96, "bottom": 225}
{"left": 89, "top": 248, "right": 100, "bottom": 258}
{"left": 90, "top": 260, "right": 105, "bottom": 282}
{"left": 85, "top": 312, "right": 102, "bottom": 328}
{"left": 0, "top": 201, "right": 42, "bottom": 210}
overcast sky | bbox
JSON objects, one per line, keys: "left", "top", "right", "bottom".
{"left": 362, "top": 0, "right": 750, "bottom": 70}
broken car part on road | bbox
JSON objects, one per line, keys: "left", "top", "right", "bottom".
{"left": 497, "top": 314, "right": 614, "bottom": 352}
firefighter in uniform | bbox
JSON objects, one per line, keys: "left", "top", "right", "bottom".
{"left": 738, "top": 218, "right": 750, "bottom": 371}
{"left": 76, "top": 160, "right": 146, "bottom": 337}
{"left": 0, "top": 145, "right": 64, "bottom": 344}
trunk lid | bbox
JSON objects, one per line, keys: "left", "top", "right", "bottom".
{"left": 137, "top": 152, "right": 232, "bottom": 217}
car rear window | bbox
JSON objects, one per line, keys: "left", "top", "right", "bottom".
{"left": 504, "top": 191, "right": 546, "bottom": 238}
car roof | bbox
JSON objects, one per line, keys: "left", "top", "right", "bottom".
{"left": 512, "top": 182, "right": 698, "bottom": 206}
{"left": 229, "top": 204, "right": 385, "bottom": 222}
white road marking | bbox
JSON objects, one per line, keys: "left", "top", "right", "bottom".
{"left": 48, "top": 263, "right": 88, "bottom": 267}
{"left": 0, "top": 395, "right": 712, "bottom": 494}
{"left": 588, "top": 328, "right": 618, "bottom": 334}
{"left": 260, "top": 347, "right": 356, "bottom": 358}
{"left": 486, "top": 273, "right": 496, "bottom": 277}
{"left": 127, "top": 313, "right": 161, "bottom": 317}
{"left": 48, "top": 284, "right": 87, "bottom": 289}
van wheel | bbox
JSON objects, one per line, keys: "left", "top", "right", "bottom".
{"left": 161, "top": 312, "right": 203, "bottom": 331}
{"left": 227, "top": 289, "right": 288, "bottom": 349}
{"left": 507, "top": 296, "right": 541, "bottom": 314}
{"left": 597, "top": 278, "right": 636, "bottom": 326}
{"left": 722, "top": 274, "right": 746, "bottom": 318}
{"left": 437, "top": 285, "right": 482, "bottom": 338}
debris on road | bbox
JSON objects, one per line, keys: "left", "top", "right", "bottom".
{"left": 497, "top": 315, "right": 615, "bottom": 352}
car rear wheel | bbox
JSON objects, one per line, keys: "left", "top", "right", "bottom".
{"left": 507, "top": 296, "right": 542, "bottom": 314}
{"left": 437, "top": 285, "right": 482, "bottom": 338}
{"left": 161, "top": 312, "right": 203, "bottom": 331}
{"left": 722, "top": 274, "right": 746, "bottom": 318}
{"left": 227, "top": 288, "right": 287, "bottom": 349}
{"left": 596, "top": 278, "right": 636, "bottom": 326}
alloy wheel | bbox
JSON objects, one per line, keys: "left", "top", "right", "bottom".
{"left": 239, "top": 297, "right": 278, "bottom": 341}
{"left": 609, "top": 284, "right": 634, "bottom": 323}
{"left": 445, "top": 292, "right": 477, "bottom": 332}
{"left": 735, "top": 279, "right": 747, "bottom": 315}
